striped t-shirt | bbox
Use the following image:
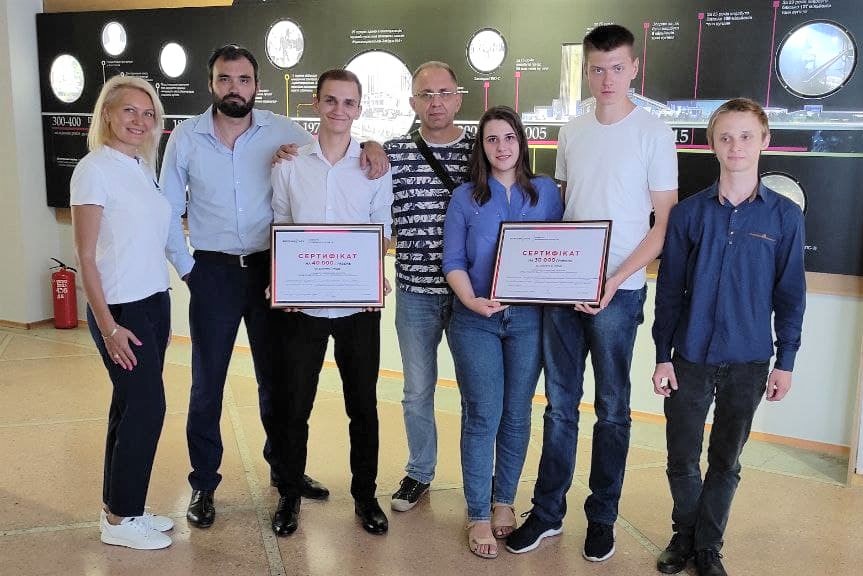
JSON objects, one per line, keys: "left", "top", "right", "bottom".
{"left": 384, "top": 131, "right": 473, "bottom": 294}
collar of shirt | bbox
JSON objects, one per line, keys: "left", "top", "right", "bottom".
{"left": 306, "top": 137, "right": 362, "bottom": 166}
{"left": 708, "top": 180, "right": 776, "bottom": 208}
{"left": 487, "top": 176, "right": 529, "bottom": 215}
{"left": 193, "top": 105, "right": 274, "bottom": 138}
{"left": 102, "top": 144, "right": 142, "bottom": 167}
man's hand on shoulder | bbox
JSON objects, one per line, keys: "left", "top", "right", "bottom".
{"left": 360, "top": 141, "right": 390, "bottom": 179}
{"left": 272, "top": 143, "right": 300, "bottom": 165}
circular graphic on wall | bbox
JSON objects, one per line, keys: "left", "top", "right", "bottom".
{"left": 761, "top": 172, "right": 807, "bottom": 213}
{"left": 159, "top": 42, "right": 187, "bottom": 79}
{"left": 467, "top": 28, "right": 507, "bottom": 73}
{"left": 101, "top": 21, "right": 127, "bottom": 57}
{"left": 266, "top": 20, "right": 305, "bottom": 69}
{"left": 345, "top": 50, "right": 414, "bottom": 142}
{"left": 777, "top": 20, "right": 857, "bottom": 98}
{"left": 49, "top": 54, "right": 85, "bottom": 104}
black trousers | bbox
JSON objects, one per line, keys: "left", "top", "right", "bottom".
{"left": 269, "top": 311, "right": 381, "bottom": 501}
{"left": 88, "top": 290, "right": 170, "bottom": 517}
{"left": 664, "top": 354, "right": 769, "bottom": 552}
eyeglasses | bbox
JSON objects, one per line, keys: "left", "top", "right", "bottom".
{"left": 413, "top": 90, "right": 458, "bottom": 102}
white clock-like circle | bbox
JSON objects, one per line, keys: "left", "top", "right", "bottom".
{"left": 101, "top": 21, "right": 127, "bottom": 57}
{"left": 49, "top": 54, "right": 85, "bottom": 104}
{"left": 159, "top": 42, "right": 187, "bottom": 79}
{"left": 266, "top": 20, "right": 305, "bottom": 69}
{"left": 468, "top": 28, "right": 507, "bottom": 73}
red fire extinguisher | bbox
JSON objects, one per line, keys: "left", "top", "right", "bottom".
{"left": 50, "top": 258, "right": 78, "bottom": 329}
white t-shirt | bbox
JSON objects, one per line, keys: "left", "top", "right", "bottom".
{"left": 70, "top": 145, "right": 171, "bottom": 304}
{"left": 556, "top": 106, "right": 678, "bottom": 290}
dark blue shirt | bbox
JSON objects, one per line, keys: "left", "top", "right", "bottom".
{"left": 653, "top": 182, "right": 805, "bottom": 371}
{"left": 443, "top": 176, "right": 564, "bottom": 298}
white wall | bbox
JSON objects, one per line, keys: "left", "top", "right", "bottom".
{"left": 0, "top": 0, "right": 59, "bottom": 324}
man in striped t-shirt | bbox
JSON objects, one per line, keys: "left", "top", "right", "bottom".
{"left": 384, "top": 61, "right": 473, "bottom": 512}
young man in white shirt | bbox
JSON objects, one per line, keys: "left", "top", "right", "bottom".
{"left": 268, "top": 69, "right": 394, "bottom": 537}
{"left": 507, "top": 24, "right": 679, "bottom": 561}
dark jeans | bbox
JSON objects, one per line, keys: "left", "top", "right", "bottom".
{"left": 665, "top": 355, "right": 769, "bottom": 551}
{"left": 186, "top": 251, "right": 277, "bottom": 491}
{"left": 88, "top": 290, "right": 170, "bottom": 517}
{"left": 270, "top": 311, "right": 381, "bottom": 501}
{"left": 531, "top": 287, "right": 646, "bottom": 526}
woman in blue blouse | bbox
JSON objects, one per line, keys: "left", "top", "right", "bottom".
{"left": 443, "top": 106, "right": 563, "bottom": 558}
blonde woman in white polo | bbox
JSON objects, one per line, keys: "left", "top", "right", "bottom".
{"left": 71, "top": 75, "right": 173, "bottom": 550}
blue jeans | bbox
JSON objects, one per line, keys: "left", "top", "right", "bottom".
{"left": 665, "top": 355, "right": 769, "bottom": 551}
{"left": 448, "top": 300, "right": 543, "bottom": 522}
{"left": 395, "top": 288, "right": 453, "bottom": 484}
{"left": 531, "top": 286, "right": 646, "bottom": 526}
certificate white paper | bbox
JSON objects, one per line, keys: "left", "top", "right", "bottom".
{"left": 490, "top": 221, "right": 612, "bottom": 305}
{"left": 270, "top": 224, "right": 384, "bottom": 308}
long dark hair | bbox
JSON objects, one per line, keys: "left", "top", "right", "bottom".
{"left": 469, "top": 105, "right": 538, "bottom": 206}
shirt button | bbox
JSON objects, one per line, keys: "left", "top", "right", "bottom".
{"left": 730, "top": 231, "right": 734, "bottom": 235}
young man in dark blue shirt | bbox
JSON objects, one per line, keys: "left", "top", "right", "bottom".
{"left": 651, "top": 98, "right": 806, "bottom": 576}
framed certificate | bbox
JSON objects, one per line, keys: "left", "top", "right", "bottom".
{"left": 270, "top": 224, "right": 385, "bottom": 308}
{"left": 489, "top": 221, "right": 612, "bottom": 306}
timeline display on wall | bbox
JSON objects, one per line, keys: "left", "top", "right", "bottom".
{"left": 36, "top": 0, "right": 863, "bottom": 276}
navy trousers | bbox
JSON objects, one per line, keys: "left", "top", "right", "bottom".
{"left": 88, "top": 290, "right": 170, "bottom": 517}
{"left": 186, "top": 251, "right": 277, "bottom": 491}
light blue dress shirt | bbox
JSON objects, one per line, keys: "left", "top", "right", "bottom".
{"left": 160, "top": 106, "right": 314, "bottom": 277}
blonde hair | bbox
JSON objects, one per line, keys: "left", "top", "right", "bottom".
{"left": 88, "top": 75, "right": 164, "bottom": 167}
{"left": 706, "top": 98, "right": 769, "bottom": 147}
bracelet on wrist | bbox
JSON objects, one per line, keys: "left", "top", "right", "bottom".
{"left": 102, "top": 326, "right": 118, "bottom": 340}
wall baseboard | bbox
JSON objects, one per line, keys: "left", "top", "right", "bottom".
{"left": 0, "top": 318, "right": 55, "bottom": 330}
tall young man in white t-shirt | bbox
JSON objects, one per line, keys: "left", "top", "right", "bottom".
{"left": 507, "top": 24, "right": 679, "bottom": 561}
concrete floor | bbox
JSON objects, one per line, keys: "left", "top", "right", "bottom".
{"left": 0, "top": 324, "right": 860, "bottom": 575}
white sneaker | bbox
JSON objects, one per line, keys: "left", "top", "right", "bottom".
{"left": 100, "top": 509, "right": 174, "bottom": 532}
{"left": 100, "top": 516, "right": 172, "bottom": 550}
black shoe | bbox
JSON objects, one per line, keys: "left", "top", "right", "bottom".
{"left": 302, "top": 474, "right": 330, "bottom": 500}
{"left": 272, "top": 496, "right": 300, "bottom": 536}
{"left": 186, "top": 489, "right": 215, "bottom": 528}
{"left": 695, "top": 549, "right": 727, "bottom": 576}
{"left": 391, "top": 476, "right": 430, "bottom": 512}
{"left": 657, "top": 533, "right": 694, "bottom": 574}
{"left": 355, "top": 498, "right": 388, "bottom": 535}
{"left": 505, "top": 512, "right": 563, "bottom": 554}
{"left": 583, "top": 521, "right": 615, "bottom": 562}
{"left": 269, "top": 470, "right": 329, "bottom": 500}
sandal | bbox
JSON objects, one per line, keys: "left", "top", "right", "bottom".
{"left": 467, "top": 521, "right": 499, "bottom": 559}
{"left": 491, "top": 504, "right": 516, "bottom": 539}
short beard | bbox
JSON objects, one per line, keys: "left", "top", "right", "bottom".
{"left": 214, "top": 93, "right": 255, "bottom": 118}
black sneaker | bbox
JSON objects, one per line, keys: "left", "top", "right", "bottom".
{"left": 583, "top": 521, "right": 615, "bottom": 562}
{"left": 390, "top": 476, "right": 430, "bottom": 512}
{"left": 695, "top": 549, "right": 727, "bottom": 576}
{"left": 657, "top": 532, "right": 694, "bottom": 573}
{"left": 505, "top": 512, "right": 563, "bottom": 554}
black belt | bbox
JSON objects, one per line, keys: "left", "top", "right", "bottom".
{"left": 194, "top": 250, "right": 270, "bottom": 268}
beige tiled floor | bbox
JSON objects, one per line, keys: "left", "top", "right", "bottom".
{"left": 0, "top": 324, "right": 860, "bottom": 575}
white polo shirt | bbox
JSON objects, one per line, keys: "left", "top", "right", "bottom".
{"left": 71, "top": 145, "right": 171, "bottom": 304}
{"left": 271, "top": 138, "right": 393, "bottom": 319}
{"left": 556, "top": 106, "right": 678, "bottom": 290}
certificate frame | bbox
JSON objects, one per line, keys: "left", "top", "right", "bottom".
{"left": 489, "top": 220, "right": 612, "bottom": 306}
{"left": 270, "top": 223, "right": 385, "bottom": 308}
